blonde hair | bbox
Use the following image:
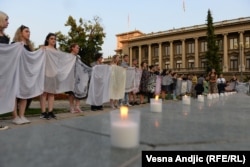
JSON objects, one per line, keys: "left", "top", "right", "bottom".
{"left": 13, "top": 25, "right": 34, "bottom": 51}
{"left": 0, "top": 11, "right": 8, "bottom": 30}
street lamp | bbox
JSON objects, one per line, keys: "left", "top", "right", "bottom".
{"left": 239, "top": 42, "right": 243, "bottom": 82}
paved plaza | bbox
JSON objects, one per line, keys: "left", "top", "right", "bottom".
{"left": 0, "top": 93, "right": 250, "bottom": 167}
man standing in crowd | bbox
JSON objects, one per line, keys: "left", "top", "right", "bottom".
{"left": 120, "top": 54, "right": 132, "bottom": 106}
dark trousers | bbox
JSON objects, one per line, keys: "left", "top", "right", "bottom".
{"left": 147, "top": 92, "right": 154, "bottom": 103}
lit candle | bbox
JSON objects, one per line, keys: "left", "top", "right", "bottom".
{"left": 150, "top": 95, "right": 162, "bottom": 112}
{"left": 197, "top": 95, "right": 204, "bottom": 102}
{"left": 182, "top": 95, "right": 191, "bottom": 105}
{"left": 110, "top": 106, "right": 140, "bottom": 148}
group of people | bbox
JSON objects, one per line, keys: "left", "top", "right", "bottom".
{"left": 0, "top": 11, "right": 87, "bottom": 130}
{"left": 0, "top": 10, "right": 242, "bottom": 132}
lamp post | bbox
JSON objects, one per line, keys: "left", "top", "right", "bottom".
{"left": 239, "top": 42, "right": 243, "bottom": 82}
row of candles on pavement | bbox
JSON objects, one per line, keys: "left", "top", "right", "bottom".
{"left": 110, "top": 92, "right": 236, "bottom": 149}
{"left": 183, "top": 92, "right": 236, "bottom": 105}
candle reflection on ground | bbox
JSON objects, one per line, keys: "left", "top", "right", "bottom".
{"left": 182, "top": 105, "right": 190, "bottom": 116}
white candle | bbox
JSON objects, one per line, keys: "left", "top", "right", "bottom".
{"left": 197, "top": 95, "right": 204, "bottom": 102}
{"left": 111, "top": 121, "right": 139, "bottom": 148}
{"left": 150, "top": 96, "right": 162, "bottom": 112}
{"left": 110, "top": 107, "right": 140, "bottom": 148}
{"left": 207, "top": 93, "right": 213, "bottom": 100}
{"left": 182, "top": 95, "right": 191, "bottom": 105}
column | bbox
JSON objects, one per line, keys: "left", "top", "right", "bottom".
{"left": 129, "top": 47, "right": 132, "bottom": 65}
{"left": 148, "top": 44, "right": 152, "bottom": 65}
{"left": 239, "top": 31, "right": 245, "bottom": 71}
{"left": 159, "top": 43, "right": 162, "bottom": 70}
{"left": 138, "top": 45, "right": 142, "bottom": 67}
{"left": 223, "top": 34, "right": 228, "bottom": 72}
{"left": 194, "top": 38, "right": 199, "bottom": 68}
{"left": 182, "top": 39, "right": 186, "bottom": 68}
{"left": 170, "top": 41, "right": 173, "bottom": 69}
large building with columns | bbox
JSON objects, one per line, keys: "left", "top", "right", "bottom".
{"left": 115, "top": 17, "right": 250, "bottom": 78}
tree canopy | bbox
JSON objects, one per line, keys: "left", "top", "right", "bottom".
{"left": 205, "top": 9, "right": 221, "bottom": 74}
{"left": 56, "top": 15, "right": 106, "bottom": 66}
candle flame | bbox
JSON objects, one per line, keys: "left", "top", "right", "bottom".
{"left": 120, "top": 106, "right": 128, "bottom": 120}
{"left": 155, "top": 95, "right": 159, "bottom": 100}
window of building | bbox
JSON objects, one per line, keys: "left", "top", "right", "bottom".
{"left": 176, "top": 60, "right": 182, "bottom": 69}
{"left": 201, "top": 58, "right": 207, "bottom": 68}
{"left": 176, "top": 44, "right": 182, "bottom": 55}
{"left": 164, "top": 45, "right": 170, "bottom": 56}
{"left": 165, "top": 62, "right": 170, "bottom": 69}
{"left": 229, "top": 38, "right": 238, "bottom": 49}
{"left": 153, "top": 47, "right": 159, "bottom": 57}
{"left": 201, "top": 41, "right": 207, "bottom": 52}
{"left": 142, "top": 47, "right": 148, "bottom": 59}
{"left": 188, "top": 60, "right": 194, "bottom": 68}
{"left": 134, "top": 49, "right": 139, "bottom": 59}
{"left": 230, "top": 56, "right": 238, "bottom": 70}
{"left": 187, "top": 43, "right": 195, "bottom": 54}
{"left": 216, "top": 39, "right": 223, "bottom": 51}
{"left": 245, "top": 36, "right": 250, "bottom": 48}
{"left": 246, "top": 56, "right": 250, "bottom": 69}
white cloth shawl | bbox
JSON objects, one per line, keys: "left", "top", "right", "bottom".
{"left": 73, "top": 56, "right": 92, "bottom": 98}
{"left": 44, "top": 48, "right": 76, "bottom": 93}
{"left": 133, "top": 68, "right": 142, "bottom": 94}
{"left": 86, "top": 65, "right": 111, "bottom": 105}
{"left": 125, "top": 67, "right": 135, "bottom": 93}
{"left": 17, "top": 48, "right": 45, "bottom": 98}
{"left": 0, "top": 43, "right": 22, "bottom": 114}
{"left": 109, "top": 65, "right": 126, "bottom": 99}
{"left": 0, "top": 44, "right": 76, "bottom": 114}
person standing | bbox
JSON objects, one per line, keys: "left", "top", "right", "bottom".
{"left": 129, "top": 58, "right": 140, "bottom": 105}
{"left": 139, "top": 61, "right": 149, "bottom": 104}
{"left": 217, "top": 73, "right": 226, "bottom": 94}
{"left": 208, "top": 68, "right": 218, "bottom": 93}
{"left": 147, "top": 65, "right": 157, "bottom": 102}
{"left": 120, "top": 54, "right": 132, "bottom": 106}
{"left": 67, "top": 43, "right": 83, "bottom": 113}
{"left": 90, "top": 52, "right": 104, "bottom": 111}
{"left": 11, "top": 25, "right": 34, "bottom": 125}
{"left": 109, "top": 54, "right": 120, "bottom": 108}
{"left": 171, "top": 72, "right": 178, "bottom": 100}
{"left": 40, "top": 33, "right": 57, "bottom": 119}
{"left": 0, "top": 11, "right": 9, "bottom": 130}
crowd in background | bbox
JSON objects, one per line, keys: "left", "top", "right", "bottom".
{"left": 0, "top": 10, "right": 243, "bottom": 131}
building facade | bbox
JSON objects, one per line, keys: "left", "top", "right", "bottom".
{"left": 115, "top": 17, "right": 250, "bottom": 79}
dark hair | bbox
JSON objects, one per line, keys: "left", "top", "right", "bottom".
{"left": 20, "top": 25, "right": 28, "bottom": 31}
{"left": 161, "top": 69, "right": 167, "bottom": 76}
{"left": 172, "top": 72, "right": 177, "bottom": 77}
{"left": 44, "top": 33, "right": 56, "bottom": 48}
{"left": 123, "top": 54, "right": 128, "bottom": 59}
{"left": 140, "top": 61, "right": 146, "bottom": 67}
{"left": 95, "top": 52, "right": 103, "bottom": 61}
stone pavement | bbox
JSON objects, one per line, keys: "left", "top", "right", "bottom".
{"left": 0, "top": 93, "right": 250, "bottom": 167}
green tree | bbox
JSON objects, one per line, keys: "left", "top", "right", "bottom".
{"left": 56, "top": 15, "right": 105, "bottom": 66}
{"left": 205, "top": 9, "right": 221, "bottom": 74}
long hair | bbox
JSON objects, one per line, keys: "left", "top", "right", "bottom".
{"left": 0, "top": 11, "right": 8, "bottom": 31}
{"left": 13, "top": 25, "right": 34, "bottom": 51}
{"left": 44, "top": 33, "right": 56, "bottom": 48}
{"left": 111, "top": 54, "right": 120, "bottom": 65}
